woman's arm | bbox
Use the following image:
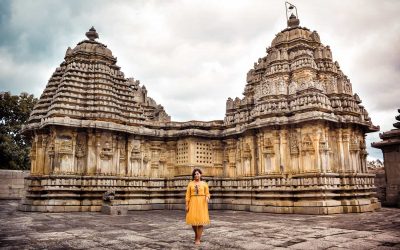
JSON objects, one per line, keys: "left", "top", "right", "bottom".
{"left": 205, "top": 182, "right": 210, "bottom": 203}
{"left": 185, "top": 183, "right": 191, "bottom": 212}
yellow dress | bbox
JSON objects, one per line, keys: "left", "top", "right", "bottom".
{"left": 185, "top": 181, "right": 210, "bottom": 225}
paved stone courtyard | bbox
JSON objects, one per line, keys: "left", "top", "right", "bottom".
{"left": 0, "top": 201, "right": 399, "bottom": 249}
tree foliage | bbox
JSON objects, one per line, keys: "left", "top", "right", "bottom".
{"left": 0, "top": 92, "right": 37, "bottom": 170}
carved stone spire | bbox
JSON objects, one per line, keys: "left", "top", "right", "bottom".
{"left": 85, "top": 26, "right": 99, "bottom": 41}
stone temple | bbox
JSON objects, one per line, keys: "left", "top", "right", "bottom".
{"left": 20, "top": 12, "right": 381, "bottom": 214}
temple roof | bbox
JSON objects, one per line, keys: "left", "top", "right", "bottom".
{"left": 25, "top": 19, "right": 378, "bottom": 136}
{"left": 224, "top": 15, "right": 378, "bottom": 132}
{"left": 26, "top": 27, "right": 170, "bottom": 130}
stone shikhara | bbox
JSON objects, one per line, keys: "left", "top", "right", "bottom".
{"left": 19, "top": 13, "right": 380, "bottom": 214}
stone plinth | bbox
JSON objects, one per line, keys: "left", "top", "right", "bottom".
{"left": 19, "top": 174, "right": 380, "bottom": 214}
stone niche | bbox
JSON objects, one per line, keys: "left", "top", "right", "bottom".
{"left": 20, "top": 17, "right": 380, "bottom": 214}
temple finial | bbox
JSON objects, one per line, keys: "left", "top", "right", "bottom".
{"left": 85, "top": 26, "right": 99, "bottom": 41}
{"left": 285, "top": 2, "right": 300, "bottom": 28}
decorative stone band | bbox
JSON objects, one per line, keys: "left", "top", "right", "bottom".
{"left": 19, "top": 174, "right": 380, "bottom": 214}
{"left": 22, "top": 113, "right": 376, "bottom": 139}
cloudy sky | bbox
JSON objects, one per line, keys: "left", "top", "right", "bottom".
{"left": 1, "top": 0, "right": 399, "bottom": 160}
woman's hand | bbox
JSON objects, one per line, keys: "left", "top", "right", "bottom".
{"left": 186, "top": 206, "right": 189, "bottom": 213}
{"left": 206, "top": 197, "right": 210, "bottom": 203}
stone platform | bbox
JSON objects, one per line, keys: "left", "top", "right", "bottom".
{"left": 1, "top": 200, "right": 399, "bottom": 249}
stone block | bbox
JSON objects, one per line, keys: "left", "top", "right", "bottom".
{"left": 80, "top": 206, "right": 90, "bottom": 212}
{"left": 64, "top": 206, "right": 81, "bottom": 212}
{"left": 52, "top": 206, "right": 66, "bottom": 213}
{"left": 294, "top": 206, "right": 329, "bottom": 215}
{"left": 0, "top": 179, "right": 11, "bottom": 185}
{"left": 12, "top": 179, "right": 25, "bottom": 185}
{"left": 101, "top": 205, "right": 128, "bottom": 215}
{"left": 90, "top": 206, "right": 101, "bottom": 212}
{"left": 81, "top": 199, "right": 93, "bottom": 206}
{"left": 151, "top": 203, "right": 165, "bottom": 210}
{"left": 270, "top": 206, "right": 293, "bottom": 214}
{"left": 0, "top": 170, "right": 13, "bottom": 179}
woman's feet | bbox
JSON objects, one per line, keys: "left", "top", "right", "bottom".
{"left": 194, "top": 240, "right": 200, "bottom": 245}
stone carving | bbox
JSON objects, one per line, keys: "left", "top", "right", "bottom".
{"left": 103, "top": 190, "right": 115, "bottom": 204}
{"left": 310, "top": 31, "right": 320, "bottom": 43}
{"left": 100, "top": 141, "right": 113, "bottom": 160}
{"left": 59, "top": 136, "right": 73, "bottom": 154}
{"left": 130, "top": 140, "right": 141, "bottom": 161}
{"left": 302, "top": 135, "right": 314, "bottom": 152}
{"left": 319, "top": 136, "right": 329, "bottom": 152}
{"left": 47, "top": 142, "right": 55, "bottom": 157}
{"left": 276, "top": 79, "right": 286, "bottom": 95}
{"left": 41, "top": 135, "right": 48, "bottom": 148}
{"left": 264, "top": 138, "right": 274, "bottom": 155}
{"left": 119, "top": 149, "right": 126, "bottom": 161}
{"left": 288, "top": 81, "right": 298, "bottom": 95}
{"left": 289, "top": 132, "right": 299, "bottom": 155}
{"left": 349, "top": 136, "right": 359, "bottom": 151}
{"left": 75, "top": 137, "right": 86, "bottom": 158}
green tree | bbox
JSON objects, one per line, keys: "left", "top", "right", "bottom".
{"left": 0, "top": 92, "right": 37, "bottom": 170}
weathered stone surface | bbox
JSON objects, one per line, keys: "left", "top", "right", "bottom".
{"left": 2, "top": 201, "right": 400, "bottom": 249}
{"left": 0, "top": 170, "right": 29, "bottom": 199}
{"left": 20, "top": 11, "right": 379, "bottom": 214}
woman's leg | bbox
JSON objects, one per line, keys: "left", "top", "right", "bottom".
{"left": 197, "top": 226, "right": 204, "bottom": 242}
{"left": 192, "top": 226, "right": 198, "bottom": 242}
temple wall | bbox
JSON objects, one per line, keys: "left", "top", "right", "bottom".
{"left": 28, "top": 122, "right": 369, "bottom": 179}
{"left": 20, "top": 122, "right": 381, "bottom": 214}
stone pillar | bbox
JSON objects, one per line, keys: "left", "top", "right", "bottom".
{"left": 86, "top": 129, "right": 97, "bottom": 175}
{"left": 337, "top": 129, "right": 345, "bottom": 173}
{"left": 36, "top": 134, "right": 45, "bottom": 175}
{"left": 342, "top": 130, "right": 351, "bottom": 172}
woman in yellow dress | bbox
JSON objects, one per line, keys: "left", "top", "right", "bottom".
{"left": 185, "top": 168, "right": 210, "bottom": 245}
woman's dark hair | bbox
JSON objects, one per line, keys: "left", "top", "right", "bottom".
{"left": 191, "top": 168, "right": 202, "bottom": 180}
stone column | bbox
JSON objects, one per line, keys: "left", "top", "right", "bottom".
{"left": 86, "top": 129, "right": 96, "bottom": 175}
{"left": 342, "top": 130, "right": 351, "bottom": 172}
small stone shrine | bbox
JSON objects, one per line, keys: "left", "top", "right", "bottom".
{"left": 20, "top": 5, "right": 380, "bottom": 214}
{"left": 372, "top": 109, "right": 400, "bottom": 207}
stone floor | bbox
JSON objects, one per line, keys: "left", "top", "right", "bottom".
{"left": 0, "top": 201, "right": 400, "bottom": 249}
